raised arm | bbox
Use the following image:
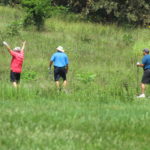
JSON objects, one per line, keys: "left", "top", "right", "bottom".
{"left": 21, "top": 41, "right": 26, "bottom": 52}
{"left": 3, "top": 41, "right": 11, "bottom": 53}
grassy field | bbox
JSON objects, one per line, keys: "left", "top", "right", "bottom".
{"left": 0, "top": 6, "right": 150, "bottom": 150}
{"left": 1, "top": 98, "right": 150, "bottom": 150}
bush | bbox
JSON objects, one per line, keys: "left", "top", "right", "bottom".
{"left": 122, "top": 34, "right": 134, "bottom": 46}
{"left": 6, "top": 20, "right": 22, "bottom": 36}
{"left": 76, "top": 72, "right": 96, "bottom": 84}
{"left": 22, "top": 0, "right": 51, "bottom": 31}
{"left": 22, "top": 71, "right": 38, "bottom": 81}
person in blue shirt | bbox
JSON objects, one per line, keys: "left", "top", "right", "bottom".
{"left": 49, "top": 46, "right": 69, "bottom": 91}
{"left": 137, "top": 48, "right": 150, "bottom": 98}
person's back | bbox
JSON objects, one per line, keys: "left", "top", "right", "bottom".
{"left": 51, "top": 51, "right": 68, "bottom": 67}
{"left": 49, "top": 46, "right": 69, "bottom": 91}
{"left": 10, "top": 50, "right": 24, "bottom": 73}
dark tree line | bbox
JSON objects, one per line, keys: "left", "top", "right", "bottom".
{"left": 1, "top": 0, "right": 150, "bottom": 26}
{"left": 0, "top": 0, "right": 21, "bottom": 6}
{"left": 51, "top": 0, "right": 150, "bottom": 25}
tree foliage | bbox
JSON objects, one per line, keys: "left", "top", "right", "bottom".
{"left": 0, "top": 0, "right": 150, "bottom": 26}
{"left": 87, "top": 0, "right": 150, "bottom": 25}
{"left": 51, "top": 0, "right": 150, "bottom": 25}
{"left": 0, "top": 0, "right": 21, "bottom": 6}
{"left": 22, "top": 0, "right": 51, "bottom": 31}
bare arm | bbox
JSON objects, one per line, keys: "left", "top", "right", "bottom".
{"left": 21, "top": 41, "right": 26, "bottom": 52}
{"left": 66, "top": 64, "right": 69, "bottom": 73}
{"left": 137, "top": 64, "right": 144, "bottom": 67}
{"left": 3, "top": 41, "right": 11, "bottom": 53}
{"left": 49, "top": 61, "right": 53, "bottom": 69}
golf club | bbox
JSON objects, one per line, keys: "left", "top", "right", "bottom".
{"left": 48, "top": 67, "right": 53, "bottom": 80}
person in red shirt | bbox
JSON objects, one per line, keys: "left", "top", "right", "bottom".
{"left": 3, "top": 41, "right": 26, "bottom": 88}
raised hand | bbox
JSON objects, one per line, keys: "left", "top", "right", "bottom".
{"left": 3, "top": 41, "right": 9, "bottom": 47}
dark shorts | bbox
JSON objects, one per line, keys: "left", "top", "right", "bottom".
{"left": 10, "top": 71, "right": 21, "bottom": 83}
{"left": 141, "top": 69, "right": 150, "bottom": 84}
{"left": 54, "top": 66, "right": 67, "bottom": 81}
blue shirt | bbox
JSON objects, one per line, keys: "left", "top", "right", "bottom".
{"left": 142, "top": 55, "right": 150, "bottom": 70}
{"left": 50, "top": 51, "right": 69, "bottom": 67}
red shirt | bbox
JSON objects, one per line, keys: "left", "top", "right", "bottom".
{"left": 10, "top": 50, "right": 24, "bottom": 73}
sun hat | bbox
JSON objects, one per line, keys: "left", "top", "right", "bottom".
{"left": 13, "top": 47, "right": 21, "bottom": 51}
{"left": 143, "top": 48, "right": 149, "bottom": 53}
{"left": 56, "top": 46, "right": 64, "bottom": 52}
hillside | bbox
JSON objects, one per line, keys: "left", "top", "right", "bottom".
{"left": 0, "top": 6, "right": 150, "bottom": 99}
{"left": 0, "top": 6, "right": 150, "bottom": 150}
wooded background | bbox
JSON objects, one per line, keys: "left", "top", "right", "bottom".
{"left": 0, "top": 0, "right": 150, "bottom": 25}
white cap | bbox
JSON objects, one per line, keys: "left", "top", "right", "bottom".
{"left": 13, "top": 47, "right": 21, "bottom": 51}
{"left": 56, "top": 46, "right": 64, "bottom": 52}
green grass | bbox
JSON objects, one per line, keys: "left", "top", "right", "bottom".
{"left": 0, "top": 6, "right": 150, "bottom": 150}
{"left": 1, "top": 99, "right": 150, "bottom": 150}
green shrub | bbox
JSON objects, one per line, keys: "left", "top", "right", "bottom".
{"left": 22, "top": 0, "right": 51, "bottom": 31}
{"left": 122, "top": 34, "right": 134, "bottom": 45}
{"left": 22, "top": 71, "right": 38, "bottom": 81}
{"left": 6, "top": 20, "right": 22, "bottom": 36}
{"left": 76, "top": 72, "right": 96, "bottom": 84}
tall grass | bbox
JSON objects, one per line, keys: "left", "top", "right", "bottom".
{"left": 1, "top": 6, "right": 150, "bottom": 150}
{"left": 1, "top": 94, "right": 150, "bottom": 150}
{"left": 1, "top": 10, "right": 149, "bottom": 100}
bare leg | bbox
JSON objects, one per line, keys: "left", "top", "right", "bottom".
{"left": 62, "top": 80, "right": 67, "bottom": 88}
{"left": 62, "top": 80, "right": 68, "bottom": 93}
{"left": 141, "top": 83, "right": 145, "bottom": 94}
{"left": 12, "top": 82, "right": 17, "bottom": 88}
{"left": 55, "top": 81, "right": 60, "bottom": 89}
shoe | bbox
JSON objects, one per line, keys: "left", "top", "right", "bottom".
{"left": 137, "top": 94, "right": 145, "bottom": 98}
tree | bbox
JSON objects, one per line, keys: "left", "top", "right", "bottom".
{"left": 22, "top": 0, "right": 51, "bottom": 31}
{"left": 0, "top": 0, "right": 21, "bottom": 6}
{"left": 87, "top": 0, "right": 150, "bottom": 25}
{"left": 51, "top": 0, "right": 150, "bottom": 25}
{"left": 51, "top": 0, "right": 90, "bottom": 12}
